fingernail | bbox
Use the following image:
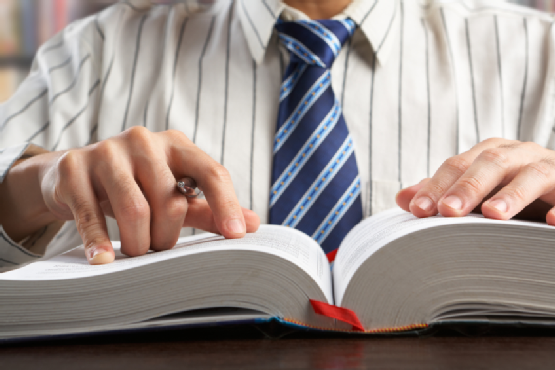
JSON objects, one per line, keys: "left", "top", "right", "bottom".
{"left": 442, "top": 195, "right": 463, "bottom": 210}
{"left": 488, "top": 199, "right": 508, "bottom": 213}
{"left": 88, "top": 246, "right": 112, "bottom": 265}
{"left": 226, "top": 219, "right": 245, "bottom": 234}
{"left": 414, "top": 197, "right": 433, "bottom": 211}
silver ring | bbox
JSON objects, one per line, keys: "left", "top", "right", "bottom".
{"left": 176, "top": 177, "right": 202, "bottom": 198}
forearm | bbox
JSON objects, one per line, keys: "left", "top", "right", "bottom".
{"left": 0, "top": 150, "right": 63, "bottom": 242}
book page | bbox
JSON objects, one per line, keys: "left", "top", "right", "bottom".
{"left": 333, "top": 207, "right": 555, "bottom": 305}
{"left": 0, "top": 225, "right": 333, "bottom": 303}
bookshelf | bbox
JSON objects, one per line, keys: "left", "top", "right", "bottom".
{"left": 512, "top": 0, "right": 555, "bottom": 12}
{"left": 0, "top": 0, "right": 117, "bottom": 101}
{"left": 0, "top": 0, "right": 116, "bottom": 64}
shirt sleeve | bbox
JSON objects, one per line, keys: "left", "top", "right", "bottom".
{"left": 0, "top": 3, "right": 145, "bottom": 271}
{"left": 544, "top": 22, "right": 555, "bottom": 150}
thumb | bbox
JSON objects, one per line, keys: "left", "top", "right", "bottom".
{"left": 396, "top": 178, "right": 431, "bottom": 212}
{"left": 183, "top": 199, "right": 261, "bottom": 234}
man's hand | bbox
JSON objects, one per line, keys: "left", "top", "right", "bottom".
{"left": 1, "top": 127, "right": 260, "bottom": 265}
{"left": 396, "top": 138, "right": 555, "bottom": 224}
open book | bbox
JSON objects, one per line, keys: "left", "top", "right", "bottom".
{"left": 2, "top": 207, "right": 555, "bottom": 341}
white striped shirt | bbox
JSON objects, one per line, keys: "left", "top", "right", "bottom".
{"left": 1, "top": 0, "right": 555, "bottom": 271}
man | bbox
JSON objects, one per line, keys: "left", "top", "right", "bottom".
{"left": 1, "top": 0, "right": 555, "bottom": 271}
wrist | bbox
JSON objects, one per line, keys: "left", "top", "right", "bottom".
{"left": 0, "top": 151, "right": 62, "bottom": 242}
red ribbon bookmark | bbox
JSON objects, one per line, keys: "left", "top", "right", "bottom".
{"left": 326, "top": 249, "right": 338, "bottom": 263}
{"left": 310, "top": 299, "right": 365, "bottom": 332}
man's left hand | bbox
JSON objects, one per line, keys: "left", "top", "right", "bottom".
{"left": 396, "top": 138, "right": 555, "bottom": 224}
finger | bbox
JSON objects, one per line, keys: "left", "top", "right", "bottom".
{"left": 93, "top": 142, "right": 151, "bottom": 257}
{"left": 242, "top": 208, "right": 261, "bottom": 233}
{"left": 396, "top": 178, "right": 430, "bottom": 212}
{"left": 481, "top": 160, "right": 555, "bottom": 221}
{"left": 184, "top": 199, "right": 260, "bottom": 234}
{"left": 546, "top": 205, "right": 555, "bottom": 226}
{"left": 409, "top": 139, "right": 510, "bottom": 218}
{"left": 55, "top": 152, "right": 115, "bottom": 265}
{"left": 515, "top": 199, "right": 552, "bottom": 222}
{"left": 436, "top": 147, "right": 519, "bottom": 217}
{"left": 149, "top": 191, "right": 188, "bottom": 251}
{"left": 165, "top": 131, "right": 246, "bottom": 238}
{"left": 132, "top": 142, "right": 188, "bottom": 252}
{"left": 99, "top": 199, "right": 115, "bottom": 218}
{"left": 99, "top": 176, "right": 150, "bottom": 257}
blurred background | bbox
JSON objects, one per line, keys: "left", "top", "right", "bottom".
{"left": 0, "top": 0, "right": 121, "bottom": 101}
{"left": 0, "top": 0, "right": 551, "bottom": 102}
{"left": 513, "top": 0, "right": 555, "bottom": 11}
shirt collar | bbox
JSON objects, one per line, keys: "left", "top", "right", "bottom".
{"left": 237, "top": 0, "right": 400, "bottom": 66}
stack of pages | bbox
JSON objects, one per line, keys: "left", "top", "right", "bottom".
{"left": 2, "top": 208, "right": 555, "bottom": 341}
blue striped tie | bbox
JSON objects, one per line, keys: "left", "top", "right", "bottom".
{"left": 270, "top": 19, "right": 363, "bottom": 259}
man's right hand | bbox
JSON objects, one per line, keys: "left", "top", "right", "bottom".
{"left": 0, "top": 127, "right": 260, "bottom": 265}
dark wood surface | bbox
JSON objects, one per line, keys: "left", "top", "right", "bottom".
{"left": 2, "top": 325, "right": 555, "bottom": 369}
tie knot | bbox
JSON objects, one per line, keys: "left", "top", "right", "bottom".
{"left": 275, "top": 19, "right": 356, "bottom": 69}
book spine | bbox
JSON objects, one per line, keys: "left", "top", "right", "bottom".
{"left": 0, "top": 0, "right": 20, "bottom": 56}
{"left": 54, "top": 0, "right": 67, "bottom": 33}
{"left": 19, "top": 0, "right": 36, "bottom": 57}
{"left": 280, "top": 317, "right": 429, "bottom": 334}
{"left": 38, "top": 0, "right": 55, "bottom": 46}
{"left": 0, "top": 67, "right": 24, "bottom": 102}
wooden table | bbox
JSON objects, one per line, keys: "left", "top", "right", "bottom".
{"left": 2, "top": 324, "right": 555, "bottom": 369}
